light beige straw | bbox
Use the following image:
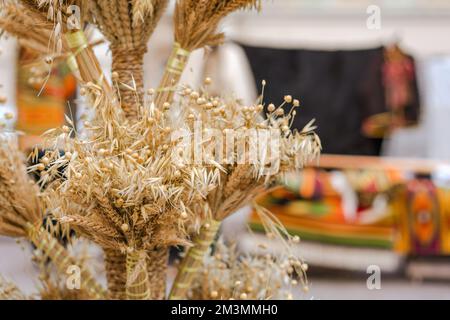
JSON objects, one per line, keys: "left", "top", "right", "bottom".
{"left": 155, "top": 0, "right": 261, "bottom": 108}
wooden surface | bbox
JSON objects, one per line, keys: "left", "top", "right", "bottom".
{"left": 313, "top": 154, "right": 450, "bottom": 174}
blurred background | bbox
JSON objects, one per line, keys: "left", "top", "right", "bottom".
{"left": 1, "top": 0, "right": 450, "bottom": 299}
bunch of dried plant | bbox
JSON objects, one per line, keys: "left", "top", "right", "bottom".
{"left": 0, "top": 0, "right": 321, "bottom": 301}
{"left": 82, "top": 1, "right": 171, "bottom": 296}
{"left": 169, "top": 83, "right": 320, "bottom": 299}
{"left": 155, "top": 0, "right": 260, "bottom": 108}
{"left": 87, "top": 0, "right": 169, "bottom": 119}
{"left": 0, "top": 2, "right": 61, "bottom": 55}
{"left": 0, "top": 135, "right": 104, "bottom": 299}
{"left": 190, "top": 239, "right": 306, "bottom": 300}
{"left": 33, "top": 81, "right": 221, "bottom": 299}
{"left": 0, "top": 1, "right": 108, "bottom": 94}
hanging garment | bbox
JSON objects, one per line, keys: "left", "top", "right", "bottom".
{"left": 363, "top": 45, "right": 421, "bottom": 138}
{"left": 241, "top": 44, "right": 387, "bottom": 155}
{"left": 383, "top": 55, "right": 450, "bottom": 160}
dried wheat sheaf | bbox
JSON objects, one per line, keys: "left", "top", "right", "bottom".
{"left": 1, "top": 0, "right": 321, "bottom": 301}
{"left": 33, "top": 83, "right": 220, "bottom": 254}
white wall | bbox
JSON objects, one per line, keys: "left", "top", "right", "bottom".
{"left": 0, "top": 36, "right": 17, "bottom": 127}
{"left": 226, "top": 2, "right": 450, "bottom": 58}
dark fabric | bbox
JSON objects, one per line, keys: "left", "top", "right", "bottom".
{"left": 363, "top": 47, "right": 421, "bottom": 138}
{"left": 384, "top": 48, "right": 421, "bottom": 125}
{"left": 240, "top": 44, "right": 387, "bottom": 155}
{"left": 403, "top": 55, "right": 421, "bottom": 124}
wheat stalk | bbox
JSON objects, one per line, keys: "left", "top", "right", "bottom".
{"left": 36, "top": 80, "right": 222, "bottom": 299}
{"left": 155, "top": 0, "right": 259, "bottom": 110}
{"left": 174, "top": 0, "right": 260, "bottom": 51}
{"left": 0, "top": 136, "right": 105, "bottom": 299}
{"left": 0, "top": 3, "right": 65, "bottom": 56}
{"left": 87, "top": 0, "right": 169, "bottom": 119}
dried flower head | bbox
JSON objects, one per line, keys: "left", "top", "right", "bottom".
{"left": 174, "top": 82, "right": 321, "bottom": 222}
{"left": 190, "top": 240, "right": 302, "bottom": 300}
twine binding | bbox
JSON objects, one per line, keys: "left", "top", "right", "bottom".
{"left": 155, "top": 43, "right": 191, "bottom": 109}
{"left": 66, "top": 55, "right": 79, "bottom": 73}
{"left": 64, "top": 30, "right": 111, "bottom": 94}
{"left": 166, "top": 43, "right": 190, "bottom": 75}
{"left": 169, "top": 219, "right": 221, "bottom": 300}
{"left": 125, "top": 250, "right": 150, "bottom": 300}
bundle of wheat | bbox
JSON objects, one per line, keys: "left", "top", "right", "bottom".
{"left": 0, "top": 0, "right": 321, "bottom": 301}
{"left": 35, "top": 81, "right": 221, "bottom": 299}
{"left": 0, "top": 1, "right": 109, "bottom": 93}
{"left": 155, "top": 0, "right": 260, "bottom": 108}
{"left": 17, "top": 0, "right": 88, "bottom": 53}
{"left": 0, "top": 2, "right": 60, "bottom": 55}
{"left": 0, "top": 136, "right": 105, "bottom": 299}
{"left": 87, "top": 0, "right": 169, "bottom": 119}
{"left": 82, "top": 2, "right": 170, "bottom": 296}
{"left": 33, "top": 242, "right": 97, "bottom": 300}
{"left": 0, "top": 243, "right": 95, "bottom": 300}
